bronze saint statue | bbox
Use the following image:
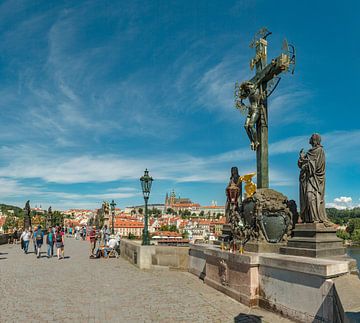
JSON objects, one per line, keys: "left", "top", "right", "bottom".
{"left": 237, "top": 82, "right": 263, "bottom": 151}
{"left": 298, "top": 133, "right": 332, "bottom": 226}
{"left": 225, "top": 166, "right": 243, "bottom": 222}
{"left": 24, "top": 200, "right": 31, "bottom": 229}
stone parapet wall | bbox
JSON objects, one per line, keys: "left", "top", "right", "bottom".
{"left": 189, "top": 244, "right": 355, "bottom": 323}
{"left": 0, "top": 234, "right": 9, "bottom": 245}
{"left": 120, "top": 239, "right": 189, "bottom": 270}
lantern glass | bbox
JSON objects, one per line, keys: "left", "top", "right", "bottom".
{"left": 140, "top": 169, "right": 153, "bottom": 199}
{"left": 110, "top": 200, "right": 116, "bottom": 212}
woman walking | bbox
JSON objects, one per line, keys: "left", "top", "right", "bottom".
{"left": 55, "top": 227, "right": 64, "bottom": 260}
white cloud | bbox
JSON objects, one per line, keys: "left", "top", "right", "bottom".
{"left": 327, "top": 196, "right": 358, "bottom": 210}
{"left": 334, "top": 196, "right": 352, "bottom": 203}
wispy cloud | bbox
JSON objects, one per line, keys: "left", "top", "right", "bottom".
{"left": 326, "top": 196, "right": 360, "bottom": 210}
{"left": 268, "top": 85, "right": 313, "bottom": 125}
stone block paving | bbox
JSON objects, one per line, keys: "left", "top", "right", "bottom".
{"left": 0, "top": 238, "right": 294, "bottom": 323}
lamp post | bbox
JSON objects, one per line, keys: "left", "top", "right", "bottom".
{"left": 140, "top": 169, "right": 153, "bottom": 246}
{"left": 110, "top": 199, "right": 116, "bottom": 234}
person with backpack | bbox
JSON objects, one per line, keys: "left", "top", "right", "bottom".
{"left": 35, "top": 225, "right": 44, "bottom": 258}
{"left": 55, "top": 227, "right": 64, "bottom": 260}
{"left": 46, "top": 227, "right": 54, "bottom": 258}
{"left": 31, "top": 227, "right": 37, "bottom": 254}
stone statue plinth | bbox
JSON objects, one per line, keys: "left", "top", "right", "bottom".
{"left": 244, "top": 241, "right": 285, "bottom": 253}
{"left": 280, "top": 223, "right": 346, "bottom": 258}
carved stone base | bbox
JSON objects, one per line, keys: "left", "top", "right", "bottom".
{"left": 279, "top": 223, "right": 346, "bottom": 258}
{"left": 245, "top": 241, "right": 285, "bottom": 253}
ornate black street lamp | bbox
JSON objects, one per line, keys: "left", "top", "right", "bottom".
{"left": 140, "top": 169, "right": 153, "bottom": 245}
{"left": 110, "top": 199, "right": 116, "bottom": 234}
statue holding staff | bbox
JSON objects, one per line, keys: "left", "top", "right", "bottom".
{"left": 298, "top": 133, "right": 332, "bottom": 226}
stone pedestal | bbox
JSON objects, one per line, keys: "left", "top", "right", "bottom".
{"left": 245, "top": 241, "right": 285, "bottom": 253}
{"left": 279, "top": 223, "right": 346, "bottom": 258}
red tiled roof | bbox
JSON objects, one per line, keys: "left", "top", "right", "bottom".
{"left": 114, "top": 220, "right": 144, "bottom": 228}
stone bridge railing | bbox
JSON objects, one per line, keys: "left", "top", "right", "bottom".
{"left": 0, "top": 234, "right": 9, "bottom": 245}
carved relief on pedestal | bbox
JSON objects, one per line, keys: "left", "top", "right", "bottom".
{"left": 218, "top": 259, "right": 229, "bottom": 286}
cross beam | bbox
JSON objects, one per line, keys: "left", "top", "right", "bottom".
{"left": 254, "top": 52, "right": 291, "bottom": 188}
{"left": 235, "top": 30, "right": 294, "bottom": 189}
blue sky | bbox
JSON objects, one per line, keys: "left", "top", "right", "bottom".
{"left": 0, "top": 0, "right": 359, "bottom": 210}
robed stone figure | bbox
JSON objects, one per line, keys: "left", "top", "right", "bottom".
{"left": 24, "top": 200, "right": 31, "bottom": 229}
{"left": 225, "top": 167, "right": 243, "bottom": 222}
{"left": 298, "top": 134, "right": 331, "bottom": 226}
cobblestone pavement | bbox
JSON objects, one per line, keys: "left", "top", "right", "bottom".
{"left": 0, "top": 238, "right": 294, "bottom": 323}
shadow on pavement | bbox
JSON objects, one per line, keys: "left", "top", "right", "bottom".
{"left": 234, "top": 313, "right": 262, "bottom": 323}
{"left": 0, "top": 257, "right": 7, "bottom": 260}
{"left": 63, "top": 256, "right": 71, "bottom": 259}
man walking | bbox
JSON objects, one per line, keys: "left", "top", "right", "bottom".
{"left": 46, "top": 227, "right": 54, "bottom": 258}
{"left": 20, "top": 229, "right": 31, "bottom": 254}
{"left": 35, "top": 225, "right": 44, "bottom": 258}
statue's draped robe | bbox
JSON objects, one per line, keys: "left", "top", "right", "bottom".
{"left": 225, "top": 175, "right": 242, "bottom": 223}
{"left": 299, "top": 146, "right": 331, "bottom": 225}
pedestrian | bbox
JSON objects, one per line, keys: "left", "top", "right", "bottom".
{"left": 46, "top": 227, "right": 54, "bottom": 258}
{"left": 115, "top": 232, "right": 121, "bottom": 247}
{"left": 13, "top": 228, "right": 18, "bottom": 244}
{"left": 7, "top": 229, "right": 13, "bottom": 244}
{"left": 75, "top": 227, "right": 79, "bottom": 240}
{"left": 89, "top": 226, "right": 97, "bottom": 256}
{"left": 35, "top": 225, "right": 44, "bottom": 258}
{"left": 98, "top": 227, "right": 104, "bottom": 247}
{"left": 30, "top": 227, "right": 37, "bottom": 254}
{"left": 104, "top": 225, "right": 110, "bottom": 245}
{"left": 55, "top": 227, "right": 64, "bottom": 260}
{"left": 20, "top": 228, "right": 31, "bottom": 253}
{"left": 20, "top": 229, "right": 24, "bottom": 250}
{"left": 82, "top": 226, "right": 86, "bottom": 240}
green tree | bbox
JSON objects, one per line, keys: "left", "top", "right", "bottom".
{"left": 336, "top": 229, "right": 350, "bottom": 240}
{"left": 182, "top": 230, "right": 189, "bottom": 239}
{"left": 348, "top": 218, "right": 360, "bottom": 236}
{"left": 159, "top": 224, "right": 178, "bottom": 232}
{"left": 351, "top": 230, "right": 360, "bottom": 243}
{"left": 138, "top": 208, "right": 143, "bottom": 215}
{"left": 52, "top": 211, "right": 65, "bottom": 227}
{"left": 3, "top": 215, "right": 17, "bottom": 232}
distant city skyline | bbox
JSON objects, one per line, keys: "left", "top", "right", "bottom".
{"left": 0, "top": 1, "right": 359, "bottom": 211}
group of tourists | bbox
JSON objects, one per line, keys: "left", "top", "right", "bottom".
{"left": 64, "top": 225, "right": 87, "bottom": 240}
{"left": 19, "top": 225, "right": 65, "bottom": 260}
{"left": 8, "top": 223, "right": 121, "bottom": 260}
{"left": 88, "top": 225, "right": 120, "bottom": 258}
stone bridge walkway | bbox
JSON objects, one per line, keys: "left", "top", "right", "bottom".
{"left": 0, "top": 237, "right": 293, "bottom": 323}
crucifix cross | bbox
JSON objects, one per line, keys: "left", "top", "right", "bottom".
{"left": 235, "top": 28, "right": 295, "bottom": 189}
